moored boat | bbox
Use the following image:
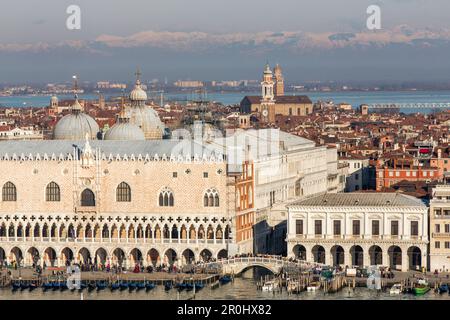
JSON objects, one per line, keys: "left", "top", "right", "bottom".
{"left": 128, "top": 282, "right": 137, "bottom": 292}
{"left": 412, "top": 279, "right": 430, "bottom": 296}
{"left": 96, "top": 281, "right": 108, "bottom": 291}
{"left": 185, "top": 283, "right": 194, "bottom": 291}
{"left": 136, "top": 282, "right": 146, "bottom": 291}
{"left": 87, "top": 281, "right": 96, "bottom": 292}
{"left": 389, "top": 283, "right": 402, "bottom": 295}
{"left": 307, "top": 282, "right": 321, "bottom": 292}
{"left": 119, "top": 282, "right": 129, "bottom": 291}
{"left": 261, "top": 280, "right": 278, "bottom": 292}
{"left": 219, "top": 276, "right": 232, "bottom": 285}
{"left": 194, "top": 282, "right": 204, "bottom": 291}
{"left": 164, "top": 281, "right": 173, "bottom": 291}
{"left": 29, "top": 281, "right": 39, "bottom": 291}
{"left": 438, "top": 284, "right": 448, "bottom": 294}
{"left": 11, "top": 281, "right": 21, "bottom": 291}
{"left": 145, "top": 282, "right": 156, "bottom": 291}
{"left": 42, "top": 282, "right": 53, "bottom": 291}
{"left": 110, "top": 282, "right": 120, "bottom": 291}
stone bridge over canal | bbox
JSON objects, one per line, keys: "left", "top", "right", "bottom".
{"left": 196, "top": 256, "right": 324, "bottom": 275}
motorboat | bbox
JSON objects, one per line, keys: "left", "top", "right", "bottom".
{"left": 261, "top": 280, "right": 278, "bottom": 292}
{"left": 389, "top": 283, "right": 402, "bottom": 295}
{"left": 307, "top": 282, "right": 321, "bottom": 292}
{"left": 412, "top": 279, "right": 430, "bottom": 296}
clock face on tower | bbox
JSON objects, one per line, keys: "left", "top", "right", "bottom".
{"left": 262, "top": 109, "right": 268, "bottom": 117}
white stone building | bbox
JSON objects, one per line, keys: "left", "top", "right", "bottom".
{"left": 287, "top": 193, "right": 428, "bottom": 271}
{"left": 429, "top": 185, "right": 450, "bottom": 271}
{"left": 338, "top": 155, "right": 370, "bottom": 192}
{"left": 210, "top": 129, "right": 342, "bottom": 255}
{"left": 0, "top": 138, "right": 244, "bottom": 269}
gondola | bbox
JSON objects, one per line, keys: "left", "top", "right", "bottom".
{"left": 128, "top": 282, "right": 137, "bottom": 292}
{"left": 42, "top": 282, "right": 53, "bottom": 291}
{"left": 164, "top": 281, "right": 173, "bottom": 291}
{"left": 136, "top": 282, "right": 146, "bottom": 291}
{"left": 60, "top": 282, "right": 68, "bottom": 291}
{"left": 176, "top": 282, "right": 186, "bottom": 291}
{"left": 194, "top": 282, "right": 205, "bottom": 291}
{"left": 145, "top": 282, "right": 156, "bottom": 291}
{"left": 29, "top": 281, "right": 39, "bottom": 291}
{"left": 185, "top": 283, "right": 194, "bottom": 291}
{"left": 20, "top": 281, "right": 30, "bottom": 291}
{"left": 438, "top": 284, "right": 449, "bottom": 294}
{"left": 110, "top": 282, "right": 120, "bottom": 291}
{"left": 219, "top": 276, "right": 232, "bottom": 285}
{"left": 87, "top": 281, "right": 97, "bottom": 292}
{"left": 96, "top": 281, "right": 108, "bottom": 291}
{"left": 119, "top": 282, "right": 129, "bottom": 291}
{"left": 11, "top": 281, "right": 21, "bottom": 292}
{"left": 77, "top": 282, "right": 87, "bottom": 292}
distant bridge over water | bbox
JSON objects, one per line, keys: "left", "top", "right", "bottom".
{"left": 367, "top": 103, "right": 450, "bottom": 110}
{"left": 195, "top": 256, "right": 324, "bottom": 275}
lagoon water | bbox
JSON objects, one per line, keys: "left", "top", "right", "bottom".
{"left": 1, "top": 91, "right": 450, "bottom": 113}
{"left": 1, "top": 268, "right": 449, "bottom": 300}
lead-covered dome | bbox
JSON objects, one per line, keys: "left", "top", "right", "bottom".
{"left": 128, "top": 105, "right": 165, "bottom": 139}
{"left": 53, "top": 99, "right": 99, "bottom": 140}
{"left": 129, "top": 79, "right": 148, "bottom": 102}
{"left": 104, "top": 122, "right": 145, "bottom": 141}
{"left": 127, "top": 69, "right": 165, "bottom": 139}
{"left": 104, "top": 106, "right": 145, "bottom": 141}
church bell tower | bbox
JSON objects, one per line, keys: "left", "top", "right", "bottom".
{"left": 260, "top": 63, "right": 275, "bottom": 123}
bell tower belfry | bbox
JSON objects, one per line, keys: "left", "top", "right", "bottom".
{"left": 260, "top": 63, "right": 275, "bottom": 123}
{"left": 273, "top": 64, "right": 284, "bottom": 96}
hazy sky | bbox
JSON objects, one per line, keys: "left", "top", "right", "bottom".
{"left": 2, "top": 0, "right": 448, "bottom": 41}
{"left": 1, "top": 0, "right": 450, "bottom": 82}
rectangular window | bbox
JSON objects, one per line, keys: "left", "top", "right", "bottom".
{"left": 314, "top": 220, "right": 322, "bottom": 235}
{"left": 172, "top": 172, "right": 178, "bottom": 178}
{"left": 372, "top": 220, "right": 380, "bottom": 236}
{"left": 333, "top": 220, "right": 341, "bottom": 235}
{"left": 203, "top": 172, "right": 208, "bottom": 178}
{"left": 436, "top": 241, "right": 441, "bottom": 249}
{"left": 352, "top": 220, "right": 360, "bottom": 236}
{"left": 436, "top": 224, "right": 441, "bottom": 233}
{"left": 445, "top": 224, "right": 450, "bottom": 233}
{"left": 445, "top": 242, "right": 450, "bottom": 249}
{"left": 295, "top": 220, "right": 303, "bottom": 235}
{"left": 391, "top": 220, "right": 399, "bottom": 236}
{"left": 411, "top": 221, "right": 419, "bottom": 236}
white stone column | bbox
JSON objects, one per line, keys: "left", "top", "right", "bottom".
{"left": 363, "top": 248, "right": 370, "bottom": 267}
{"left": 382, "top": 247, "right": 389, "bottom": 267}
{"left": 401, "top": 249, "right": 408, "bottom": 272}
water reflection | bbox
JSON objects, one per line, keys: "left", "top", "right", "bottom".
{"left": 1, "top": 267, "right": 450, "bottom": 300}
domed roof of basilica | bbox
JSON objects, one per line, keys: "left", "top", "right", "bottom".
{"left": 128, "top": 105, "right": 165, "bottom": 139}
{"left": 127, "top": 69, "right": 165, "bottom": 139}
{"left": 53, "top": 98, "right": 99, "bottom": 140}
{"left": 129, "top": 69, "right": 148, "bottom": 101}
{"left": 104, "top": 122, "right": 145, "bottom": 141}
{"left": 104, "top": 104, "right": 145, "bottom": 141}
